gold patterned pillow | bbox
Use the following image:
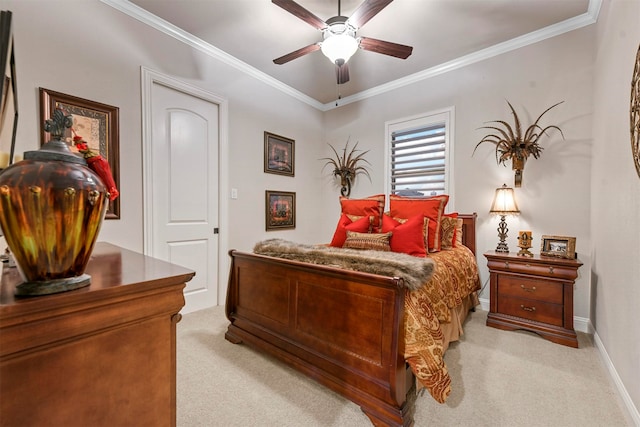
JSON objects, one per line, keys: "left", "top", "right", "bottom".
{"left": 343, "top": 231, "right": 392, "bottom": 251}
{"left": 440, "top": 216, "right": 458, "bottom": 249}
{"left": 455, "top": 218, "right": 464, "bottom": 247}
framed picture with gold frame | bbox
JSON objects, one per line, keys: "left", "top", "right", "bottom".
{"left": 39, "top": 88, "right": 120, "bottom": 219}
{"left": 265, "top": 190, "right": 295, "bottom": 231}
{"left": 264, "top": 131, "right": 294, "bottom": 176}
{"left": 540, "top": 235, "right": 576, "bottom": 259}
{"left": 0, "top": 10, "right": 18, "bottom": 170}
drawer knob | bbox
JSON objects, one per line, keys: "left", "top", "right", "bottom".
{"left": 549, "top": 266, "right": 554, "bottom": 274}
{"left": 505, "top": 261, "right": 510, "bottom": 268}
{"left": 520, "top": 304, "right": 536, "bottom": 312}
{"left": 520, "top": 284, "right": 536, "bottom": 292}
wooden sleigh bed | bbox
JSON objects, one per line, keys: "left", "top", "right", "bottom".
{"left": 225, "top": 213, "right": 479, "bottom": 426}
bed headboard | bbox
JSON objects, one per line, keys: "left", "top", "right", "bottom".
{"left": 458, "top": 213, "right": 477, "bottom": 255}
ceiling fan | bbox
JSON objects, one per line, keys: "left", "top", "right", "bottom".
{"left": 272, "top": 0, "right": 413, "bottom": 85}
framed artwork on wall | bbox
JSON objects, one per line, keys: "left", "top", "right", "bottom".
{"left": 0, "top": 10, "right": 18, "bottom": 170}
{"left": 39, "top": 88, "right": 120, "bottom": 219}
{"left": 265, "top": 190, "right": 296, "bottom": 230}
{"left": 264, "top": 131, "right": 294, "bottom": 176}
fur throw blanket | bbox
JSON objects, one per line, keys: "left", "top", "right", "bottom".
{"left": 253, "top": 239, "right": 436, "bottom": 291}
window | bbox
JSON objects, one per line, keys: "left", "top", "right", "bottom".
{"left": 385, "top": 107, "right": 454, "bottom": 202}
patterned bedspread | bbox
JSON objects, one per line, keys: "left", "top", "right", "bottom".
{"left": 404, "top": 245, "right": 481, "bottom": 403}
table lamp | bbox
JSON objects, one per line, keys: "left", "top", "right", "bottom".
{"left": 489, "top": 184, "right": 520, "bottom": 252}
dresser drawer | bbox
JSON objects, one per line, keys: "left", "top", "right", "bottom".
{"left": 497, "top": 275, "right": 563, "bottom": 304}
{"left": 487, "top": 259, "right": 578, "bottom": 280}
{"left": 497, "top": 295, "right": 563, "bottom": 327}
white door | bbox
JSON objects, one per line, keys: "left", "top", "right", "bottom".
{"left": 142, "top": 69, "right": 224, "bottom": 313}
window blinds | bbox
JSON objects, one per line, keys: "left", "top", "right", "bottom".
{"left": 390, "top": 123, "right": 446, "bottom": 196}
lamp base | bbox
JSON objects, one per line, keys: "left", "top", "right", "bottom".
{"left": 495, "top": 242, "right": 510, "bottom": 253}
{"left": 495, "top": 215, "right": 510, "bottom": 252}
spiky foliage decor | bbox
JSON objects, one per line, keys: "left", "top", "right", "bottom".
{"left": 321, "top": 139, "right": 371, "bottom": 197}
{"left": 473, "top": 101, "right": 565, "bottom": 186}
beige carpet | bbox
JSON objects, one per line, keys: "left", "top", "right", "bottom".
{"left": 176, "top": 306, "right": 630, "bottom": 426}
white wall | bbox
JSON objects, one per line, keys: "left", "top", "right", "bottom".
{"left": 3, "top": 0, "right": 326, "bottom": 258}
{"left": 591, "top": 0, "right": 640, "bottom": 418}
{"left": 322, "top": 26, "right": 595, "bottom": 322}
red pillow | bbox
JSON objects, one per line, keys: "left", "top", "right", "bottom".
{"left": 339, "top": 194, "right": 385, "bottom": 231}
{"left": 389, "top": 195, "right": 449, "bottom": 252}
{"left": 330, "top": 214, "right": 372, "bottom": 247}
{"left": 381, "top": 214, "right": 427, "bottom": 257}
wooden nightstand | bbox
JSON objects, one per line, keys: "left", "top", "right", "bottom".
{"left": 484, "top": 251, "right": 583, "bottom": 348}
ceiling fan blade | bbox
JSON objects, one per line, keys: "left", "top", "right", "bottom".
{"left": 273, "top": 43, "right": 321, "bottom": 65}
{"left": 359, "top": 37, "right": 413, "bottom": 59}
{"left": 336, "top": 63, "right": 350, "bottom": 85}
{"left": 348, "top": 0, "right": 393, "bottom": 29}
{"left": 272, "top": 0, "right": 327, "bottom": 30}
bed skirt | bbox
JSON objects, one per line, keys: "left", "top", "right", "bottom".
{"left": 442, "top": 291, "right": 479, "bottom": 352}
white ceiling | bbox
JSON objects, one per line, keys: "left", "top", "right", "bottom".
{"left": 117, "top": 0, "right": 595, "bottom": 107}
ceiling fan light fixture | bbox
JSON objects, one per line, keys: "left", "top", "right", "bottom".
{"left": 321, "top": 33, "right": 359, "bottom": 65}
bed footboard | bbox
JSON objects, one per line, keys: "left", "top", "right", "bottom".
{"left": 225, "top": 250, "right": 415, "bottom": 426}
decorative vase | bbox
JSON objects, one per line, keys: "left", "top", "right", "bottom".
{"left": 0, "top": 109, "right": 108, "bottom": 296}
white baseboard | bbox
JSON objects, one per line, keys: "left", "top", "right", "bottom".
{"left": 573, "top": 315, "right": 592, "bottom": 334}
{"left": 593, "top": 332, "right": 640, "bottom": 426}
{"left": 477, "top": 296, "right": 639, "bottom": 425}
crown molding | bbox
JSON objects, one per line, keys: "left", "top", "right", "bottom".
{"left": 100, "top": 0, "right": 325, "bottom": 111}
{"left": 102, "top": 0, "right": 601, "bottom": 112}
{"left": 327, "top": 0, "right": 602, "bottom": 110}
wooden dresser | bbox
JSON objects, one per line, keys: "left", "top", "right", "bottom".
{"left": 484, "top": 251, "right": 582, "bottom": 348}
{"left": 0, "top": 242, "right": 194, "bottom": 427}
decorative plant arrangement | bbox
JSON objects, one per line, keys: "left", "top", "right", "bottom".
{"left": 321, "top": 139, "right": 371, "bottom": 197}
{"left": 473, "top": 100, "right": 565, "bottom": 187}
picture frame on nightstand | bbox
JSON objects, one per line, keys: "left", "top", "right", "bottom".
{"left": 540, "top": 235, "right": 576, "bottom": 259}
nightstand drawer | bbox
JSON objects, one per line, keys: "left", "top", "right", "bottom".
{"left": 485, "top": 251, "right": 581, "bottom": 347}
{"left": 498, "top": 276, "right": 563, "bottom": 304}
{"left": 497, "top": 295, "right": 563, "bottom": 327}
{"left": 487, "top": 259, "right": 578, "bottom": 280}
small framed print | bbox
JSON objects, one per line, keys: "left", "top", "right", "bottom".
{"left": 264, "top": 131, "right": 294, "bottom": 176}
{"left": 265, "top": 190, "right": 295, "bottom": 231}
{"left": 540, "top": 235, "right": 576, "bottom": 259}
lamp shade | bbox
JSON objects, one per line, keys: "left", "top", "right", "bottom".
{"left": 489, "top": 184, "right": 520, "bottom": 215}
{"left": 321, "top": 34, "right": 358, "bottom": 64}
